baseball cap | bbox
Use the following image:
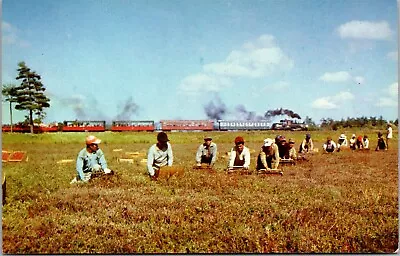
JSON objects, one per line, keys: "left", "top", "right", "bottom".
{"left": 86, "top": 135, "right": 101, "bottom": 145}
{"left": 263, "top": 138, "right": 273, "bottom": 147}
{"left": 339, "top": 134, "right": 346, "bottom": 139}
{"left": 157, "top": 132, "right": 169, "bottom": 142}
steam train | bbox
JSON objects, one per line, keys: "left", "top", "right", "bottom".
{"left": 2, "top": 119, "right": 308, "bottom": 133}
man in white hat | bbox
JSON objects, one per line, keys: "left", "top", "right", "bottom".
{"left": 256, "top": 138, "right": 280, "bottom": 170}
{"left": 70, "top": 135, "right": 112, "bottom": 184}
{"left": 337, "top": 134, "right": 348, "bottom": 152}
{"left": 196, "top": 135, "right": 217, "bottom": 167}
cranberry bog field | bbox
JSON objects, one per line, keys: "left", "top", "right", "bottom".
{"left": 2, "top": 130, "right": 398, "bottom": 253}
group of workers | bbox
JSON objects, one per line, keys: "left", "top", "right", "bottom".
{"left": 70, "top": 122, "right": 394, "bottom": 183}
{"left": 322, "top": 123, "right": 393, "bottom": 153}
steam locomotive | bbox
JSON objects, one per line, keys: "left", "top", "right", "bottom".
{"left": 2, "top": 119, "right": 308, "bottom": 133}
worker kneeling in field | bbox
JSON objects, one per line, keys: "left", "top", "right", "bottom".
{"left": 299, "top": 133, "right": 314, "bottom": 153}
{"left": 196, "top": 135, "right": 217, "bottom": 167}
{"left": 356, "top": 135, "right": 364, "bottom": 150}
{"left": 147, "top": 132, "right": 173, "bottom": 180}
{"left": 322, "top": 137, "right": 337, "bottom": 153}
{"left": 363, "top": 135, "right": 370, "bottom": 149}
{"left": 228, "top": 136, "right": 250, "bottom": 170}
{"left": 285, "top": 139, "right": 297, "bottom": 159}
{"left": 375, "top": 132, "right": 387, "bottom": 151}
{"left": 70, "top": 135, "right": 113, "bottom": 184}
{"left": 256, "top": 138, "right": 280, "bottom": 170}
{"left": 337, "top": 134, "right": 348, "bottom": 152}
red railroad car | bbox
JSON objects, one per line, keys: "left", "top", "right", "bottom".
{"left": 111, "top": 120, "right": 155, "bottom": 132}
{"left": 2, "top": 124, "right": 58, "bottom": 133}
{"left": 160, "top": 120, "right": 214, "bottom": 131}
{"left": 62, "top": 121, "right": 106, "bottom": 132}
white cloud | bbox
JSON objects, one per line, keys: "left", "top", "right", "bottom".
{"left": 2, "top": 21, "right": 30, "bottom": 47}
{"left": 332, "top": 91, "right": 354, "bottom": 101}
{"left": 318, "top": 71, "right": 365, "bottom": 84}
{"left": 178, "top": 73, "right": 232, "bottom": 95}
{"left": 319, "top": 71, "right": 352, "bottom": 83}
{"left": 353, "top": 76, "right": 365, "bottom": 85}
{"left": 375, "top": 97, "right": 398, "bottom": 107}
{"left": 312, "top": 91, "right": 355, "bottom": 109}
{"left": 337, "top": 20, "right": 393, "bottom": 40}
{"left": 319, "top": 71, "right": 365, "bottom": 85}
{"left": 203, "top": 34, "right": 294, "bottom": 78}
{"left": 376, "top": 82, "right": 398, "bottom": 107}
{"left": 387, "top": 51, "right": 398, "bottom": 61}
{"left": 311, "top": 98, "right": 338, "bottom": 109}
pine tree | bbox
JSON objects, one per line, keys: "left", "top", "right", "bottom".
{"left": 14, "top": 62, "right": 51, "bottom": 133}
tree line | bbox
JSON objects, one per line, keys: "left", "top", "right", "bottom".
{"left": 302, "top": 116, "right": 397, "bottom": 131}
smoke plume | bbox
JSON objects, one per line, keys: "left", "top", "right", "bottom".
{"left": 114, "top": 96, "right": 139, "bottom": 121}
{"left": 264, "top": 108, "right": 301, "bottom": 119}
{"left": 204, "top": 96, "right": 227, "bottom": 120}
{"left": 235, "top": 105, "right": 265, "bottom": 120}
{"left": 61, "top": 94, "right": 88, "bottom": 120}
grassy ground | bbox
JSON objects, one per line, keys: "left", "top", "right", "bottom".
{"left": 2, "top": 130, "right": 398, "bottom": 253}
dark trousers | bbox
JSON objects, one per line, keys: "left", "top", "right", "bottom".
{"left": 201, "top": 155, "right": 213, "bottom": 165}
{"left": 256, "top": 155, "right": 272, "bottom": 170}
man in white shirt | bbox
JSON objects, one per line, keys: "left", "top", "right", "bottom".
{"left": 196, "top": 136, "right": 217, "bottom": 167}
{"left": 323, "top": 137, "right": 337, "bottom": 153}
{"left": 386, "top": 123, "right": 393, "bottom": 150}
{"left": 147, "top": 132, "right": 173, "bottom": 180}
{"left": 228, "top": 136, "right": 250, "bottom": 170}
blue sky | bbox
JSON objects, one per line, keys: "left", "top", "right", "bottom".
{"left": 2, "top": 0, "right": 398, "bottom": 124}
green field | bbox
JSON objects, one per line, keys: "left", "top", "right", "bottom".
{"left": 2, "top": 130, "right": 398, "bottom": 253}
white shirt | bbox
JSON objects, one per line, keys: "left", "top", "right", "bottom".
{"left": 147, "top": 142, "right": 173, "bottom": 176}
{"left": 387, "top": 127, "right": 393, "bottom": 139}
{"left": 229, "top": 146, "right": 251, "bottom": 168}
{"left": 323, "top": 141, "right": 337, "bottom": 151}
{"left": 364, "top": 138, "right": 369, "bottom": 149}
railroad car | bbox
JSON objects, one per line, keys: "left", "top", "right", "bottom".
{"left": 2, "top": 124, "right": 58, "bottom": 133}
{"left": 38, "top": 124, "right": 59, "bottom": 132}
{"left": 111, "top": 120, "right": 155, "bottom": 132}
{"left": 160, "top": 120, "right": 214, "bottom": 131}
{"left": 62, "top": 120, "right": 106, "bottom": 132}
{"left": 216, "top": 120, "right": 271, "bottom": 131}
{"left": 2, "top": 124, "right": 31, "bottom": 133}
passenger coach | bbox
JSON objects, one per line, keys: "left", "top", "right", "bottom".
{"left": 160, "top": 120, "right": 214, "bottom": 131}
{"left": 216, "top": 120, "right": 271, "bottom": 131}
{"left": 62, "top": 121, "right": 106, "bottom": 132}
{"left": 111, "top": 120, "right": 155, "bottom": 132}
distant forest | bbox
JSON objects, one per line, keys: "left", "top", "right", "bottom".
{"left": 306, "top": 116, "right": 398, "bottom": 130}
